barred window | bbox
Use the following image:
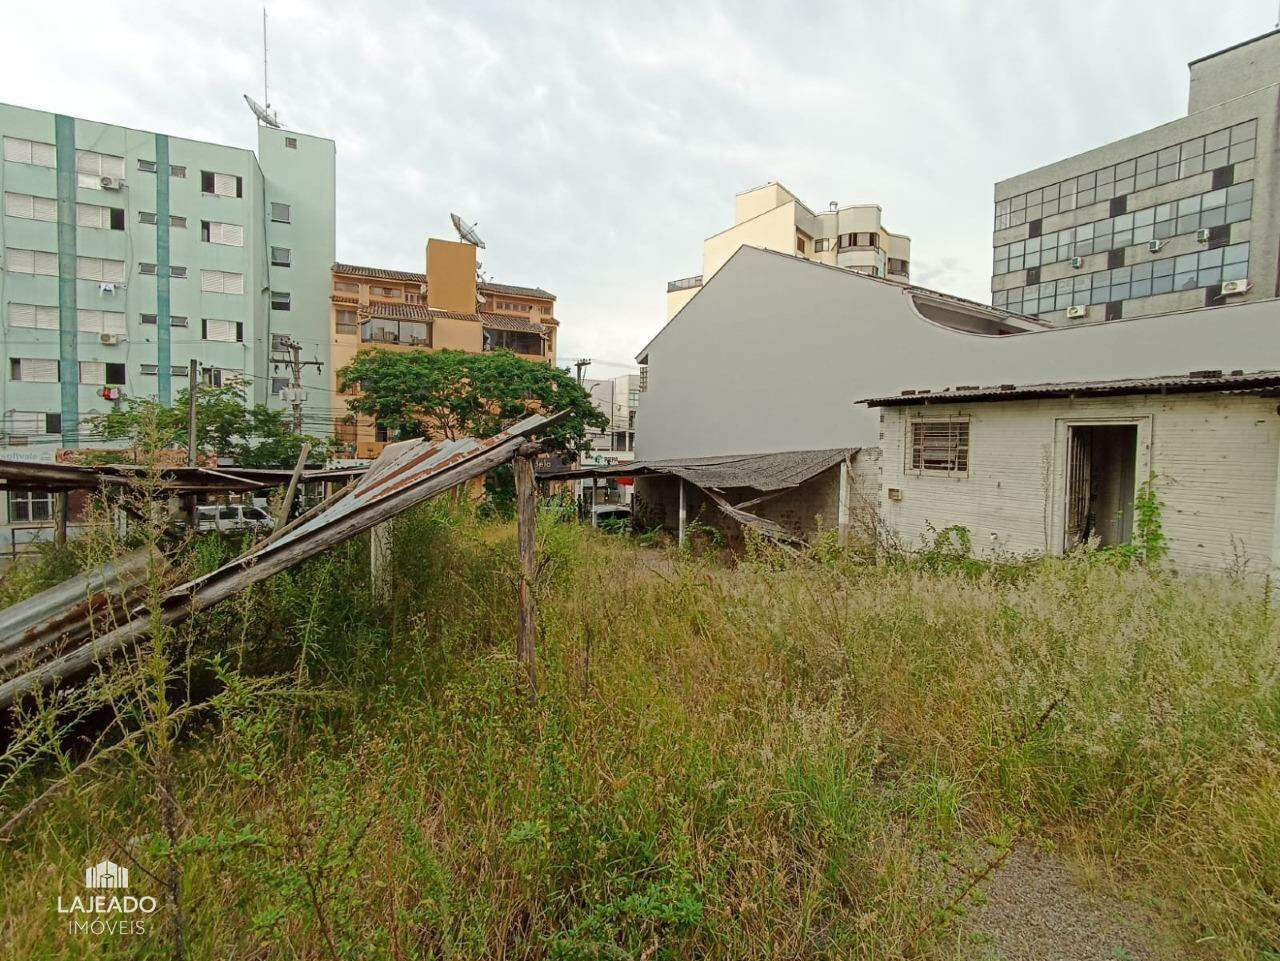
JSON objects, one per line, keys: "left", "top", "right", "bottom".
{"left": 910, "top": 420, "right": 969, "bottom": 473}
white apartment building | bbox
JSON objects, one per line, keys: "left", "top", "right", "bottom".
{"left": 666, "top": 182, "right": 911, "bottom": 318}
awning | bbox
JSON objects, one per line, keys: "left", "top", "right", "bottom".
{"left": 538, "top": 447, "right": 855, "bottom": 491}
{"left": 540, "top": 447, "right": 858, "bottom": 546}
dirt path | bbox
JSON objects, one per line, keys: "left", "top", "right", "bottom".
{"left": 960, "top": 847, "right": 1175, "bottom": 961}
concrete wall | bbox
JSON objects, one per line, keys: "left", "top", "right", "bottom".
{"left": 877, "top": 392, "right": 1279, "bottom": 575}
{"left": 634, "top": 247, "right": 1280, "bottom": 462}
{"left": 1188, "top": 30, "right": 1280, "bottom": 113}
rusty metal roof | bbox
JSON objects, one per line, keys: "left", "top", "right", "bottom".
{"left": 859, "top": 369, "right": 1280, "bottom": 407}
{"left": 0, "top": 459, "right": 361, "bottom": 494}
{"left": 539, "top": 447, "right": 855, "bottom": 492}
{"left": 333, "top": 263, "right": 555, "bottom": 301}
{"left": 0, "top": 412, "right": 567, "bottom": 708}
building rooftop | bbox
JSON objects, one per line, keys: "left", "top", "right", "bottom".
{"left": 333, "top": 262, "right": 555, "bottom": 301}
{"left": 859, "top": 369, "right": 1280, "bottom": 406}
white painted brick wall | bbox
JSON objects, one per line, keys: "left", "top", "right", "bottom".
{"left": 878, "top": 393, "right": 1278, "bottom": 575}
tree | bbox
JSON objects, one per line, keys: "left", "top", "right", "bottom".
{"left": 338, "top": 349, "right": 609, "bottom": 456}
{"left": 86, "top": 385, "right": 331, "bottom": 467}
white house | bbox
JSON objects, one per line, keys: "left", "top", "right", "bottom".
{"left": 623, "top": 246, "right": 1280, "bottom": 550}
{"left": 862, "top": 371, "right": 1280, "bottom": 576}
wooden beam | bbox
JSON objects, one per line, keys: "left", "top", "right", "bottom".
{"left": 275, "top": 442, "right": 311, "bottom": 528}
{"left": 514, "top": 452, "right": 539, "bottom": 697}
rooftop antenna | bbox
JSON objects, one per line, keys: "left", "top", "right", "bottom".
{"left": 451, "top": 212, "right": 487, "bottom": 249}
{"left": 243, "top": 6, "right": 282, "bottom": 128}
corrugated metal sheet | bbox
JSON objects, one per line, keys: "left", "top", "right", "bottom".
{"left": 0, "top": 412, "right": 565, "bottom": 708}
{"left": 538, "top": 447, "right": 855, "bottom": 492}
{"left": 859, "top": 369, "right": 1280, "bottom": 407}
{"left": 0, "top": 459, "right": 365, "bottom": 494}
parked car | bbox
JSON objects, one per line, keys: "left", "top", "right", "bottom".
{"left": 194, "top": 504, "right": 275, "bottom": 535}
{"left": 591, "top": 504, "right": 632, "bottom": 530}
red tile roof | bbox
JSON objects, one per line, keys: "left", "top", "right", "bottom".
{"left": 333, "top": 263, "right": 555, "bottom": 301}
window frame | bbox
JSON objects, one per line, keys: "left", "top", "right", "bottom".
{"left": 907, "top": 417, "right": 971, "bottom": 476}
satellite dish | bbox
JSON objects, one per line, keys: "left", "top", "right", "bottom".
{"left": 243, "top": 94, "right": 281, "bottom": 129}
{"left": 451, "top": 213, "right": 486, "bottom": 249}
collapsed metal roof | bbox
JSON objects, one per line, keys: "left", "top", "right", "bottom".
{"left": 0, "top": 412, "right": 566, "bottom": 709}
{"left": 0, "top": 459, "right": 364, "bottom": 494}
{"left": 858, "top": 369, "right": 1280, "bottom": 407}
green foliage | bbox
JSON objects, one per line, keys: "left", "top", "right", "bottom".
{"left": 85, "top": 384, "right": 331, "bottom": 467}
{"left": 337, "top": 348, "right": 608, "bottom": 456}
{"left": 3, "top": 503, "right": 1278, "bottom": 959}
{"left": 1096, "top": 476, "right": 1169, "bottom": 568}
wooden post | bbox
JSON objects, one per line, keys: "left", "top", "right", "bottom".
{"left": 275, "top": 442, "right": 311, "bottom": 528}
{"left": 53, "top": 492, "right": 68, "bottom": 548}
{"left": 514, "top": 450, "right": 539, "bottom": 696}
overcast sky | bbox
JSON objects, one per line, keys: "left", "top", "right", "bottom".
{"left": 3, "top": 1, "right": 1273, "bottom": 376}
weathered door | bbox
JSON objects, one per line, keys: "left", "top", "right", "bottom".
{"left": 1064, "top": 427, "right": 1092, "bottom": 549}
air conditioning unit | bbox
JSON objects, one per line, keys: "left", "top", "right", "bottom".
{"left": 1070, "top": 256, "right": 1084, "bottom": 269}
{"left": 99, "top": 176, "right": 123, "bottom": 190}
{"left": 99, "top": 333, "right": 122, "bottom": 346}
{"left": 1196, "top": 228, "right": 1210, "bottom": 243}
{"left": 1065, "top": 305, "right": 1089, "bottom": 319}
{"left": 1148, "top": 239, "right": 1163, "bottom": 253}
{"left": 99, "top": 282, "right": 116, "bottom": 295}
{"left": 1221, "top": 278, "right": 1252, "bottom": 295}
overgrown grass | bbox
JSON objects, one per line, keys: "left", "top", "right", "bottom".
{"left": 1, "top": 504, "right": 1277, "bottom": 959}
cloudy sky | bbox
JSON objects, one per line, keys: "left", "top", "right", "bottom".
{"left": 4, "top": 0, "right": 1273, "bottom": 376}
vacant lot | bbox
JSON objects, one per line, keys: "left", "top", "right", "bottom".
{"left": 1, "top": 507, "right": 1277, "bottom": 959}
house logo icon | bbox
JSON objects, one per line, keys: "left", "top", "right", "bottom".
{"left": 84, "top": 860, "right": 128, "bottom": 889}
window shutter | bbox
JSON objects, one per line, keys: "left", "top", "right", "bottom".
{"left": 103, "top": 312, "right": 126, "bottom": 335}
{"left": 4, "top": 193, "right": 33, "bottom": 218}
{"left": 75, "top": 150, "right": 98, "bottom": 175}
{"left": 6, "top": 248, "right": 33, "bottom": 274}
{"left": 9, "top": 303, "right": 35, "bottom": 328}
{"left": 33, "top": 196, "right": 57, "bottom": 221}
{"left": 200, "top": 270, "right": 223, "bottom": 293}
{"left": 224, "top": 272, "right": 244, "bottom": 294}
{"left": 213, "top": 172, "right": 237, "bottom": 197}
{"left": 77, "top": 310, "right": 103, "bottom": 333}
{"left": 10, "top": 412, "right": 42, "bottom": 435}
{"left": 221, "top": 223, "right": 244, "bottom": 246}
{"left": 77, "top": 203, "right": 103, "bottom": 228}
{"left": 37, "top": 306, "right": 58, "bottom": 330}
{"left": 77, "top": 257, "right": 102, "bottom": 282}
{"left": 105, "top": 260, "right": 124, "bottom": 283}
{"left": 79, "top": 361, "right": 106, "bottom": 385}
{"left": 23, "top": 358, "right": 59, "bottom": 382}
{"left": 205, "top": 318, "right": 236, "bottom": 342}
{"left": 31, "top": 141, "right": 55, "bottom": 167}
{"left": 2, "top": 137, "right": 29, "bottom": 163}
{"left": 36, "top": 251, "right": 58, "bottom": 276}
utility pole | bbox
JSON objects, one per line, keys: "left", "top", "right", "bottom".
{"left": 270, "top": 335, "right": 324, "bottom": 434}
{"left": 573, "top": 357, "right": 591, "bottom": 384}
{"left": 186, "top": 359, "right": 199, "bottom": 466}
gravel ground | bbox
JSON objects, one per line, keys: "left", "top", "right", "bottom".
{"left": 959, "top": 846, "right": 1173, "bottom": 961}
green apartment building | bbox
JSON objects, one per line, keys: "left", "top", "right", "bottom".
{"left": 0, "top": 102, "right": 335, "bottom": 455}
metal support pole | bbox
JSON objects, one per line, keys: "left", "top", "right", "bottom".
{"left": 677, "top": 477, "right": 687, "bottom": 547}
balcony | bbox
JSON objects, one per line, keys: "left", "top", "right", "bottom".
{"left": 666, "top": 275, "right": 703, "bottom": 294}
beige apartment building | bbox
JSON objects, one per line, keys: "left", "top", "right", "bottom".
{"left": 666, "top": 182, "right": 911, "bottom": 318}
{"left": 331, "top": 238, "right": 557, "bottom": 458}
